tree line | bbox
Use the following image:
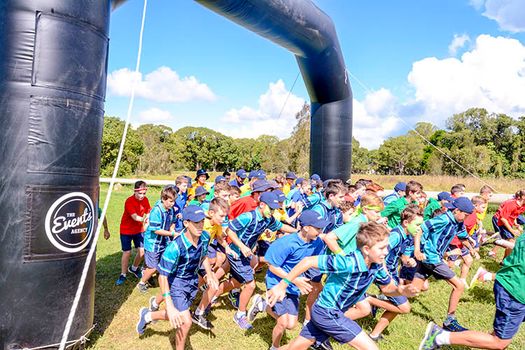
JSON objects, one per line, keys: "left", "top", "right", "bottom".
{"left": 101, "top": 105, "right": 525, "bottom": 178}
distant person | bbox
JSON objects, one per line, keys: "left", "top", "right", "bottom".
{"left": 381, "top": 180, "right": 423, "bottom": 228}
{"left": 229, "top": 169, "right": 248, "bottom": 188}
{"left": 490, "top": 189, "right": 525, "bottom": 260}
{"left": 188, "top": 169, "right": 210, "bottom": 201}
{"left": 115, "top": 181, "right": 151, "bottom": 286}
{"left": 283, "top": 171, "right": 297, "bottom": 195}
{"left": 222, "top": 170, "right": 231, "bottom": 182}
{"left": 383, "top": 182, "right": 406, "bottom": 206}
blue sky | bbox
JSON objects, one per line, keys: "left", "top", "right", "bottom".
{"left": 106, "top": 0, "right": 525, "bottom": 149}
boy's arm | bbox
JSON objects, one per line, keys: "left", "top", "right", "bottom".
{"left": 413, "top": 228, "right": 425, "bottom": 261}
{"left": 201, "top": 256, "right": 219, "bottom": 291}
{"left": 324, "top": 232, "right": 345, "bottom": 255}
{"left": 226, "top": 227, "right": 251, "bottom": 257}
{"left": 501, "top": 217, "right": 520, "bottom": 235}
{"left": 267, "top": 264, "right": 312, "bottom": 294}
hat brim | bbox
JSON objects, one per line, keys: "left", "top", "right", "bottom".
{"left": 184, "top": 214, "right": 206, "bottom": 222}
{"left": 195, "top": 174, "right": 210, "bottom": 181}
{"left": 266, "top": 202, "right": 281, "bottom": 210}
{"left": 307, "top": 219, "right": 330, "bottom": 229}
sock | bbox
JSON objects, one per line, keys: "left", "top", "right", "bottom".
{"left": 195, "top": 308, "right": 204, "bottom": 316}
{"left": 483, "top": 272, "right": 493, "bottom": 281}
{"left": 132, "top": 265, "right": 138, "bottom": 271}
{"left": 151, "top": 299, "right": 159, "bottom": 309}
{"left": 303, "top": 319, "right": 310, "bottom": 327}
{"left": 120, "top": 273, "right": 126, "bottom": 277}
{"left": 435, "top": 330, "right": 451, "bottom": 345}
{"left": 211, "top": 295, "right": 218, "bottom": 304}
{"left": 444, "top": 314, "right": 455, "bottom": 324}
{"left": 269, "top": 346, "right": 278, "bottom": 350}
{"left": 145, "top": 312, "right": 152, "bottom": 323}
{"left": 236, "top": 310, "right": 246, "bottom": 318}
{"left": 232, "top": 288, "right": 240, "bottom": 294}
{"left": 138, "top": 281, "right": 146, "bottom": 286}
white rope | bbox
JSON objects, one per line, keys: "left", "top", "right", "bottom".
{"left": 346, "top": 68, "right": 499, "bottom": 192}
{"left": 58, "top": 1, "right": 148, "bottom": 348}
{"left": 277, "top": 71, "right": 301, "bottom": 120}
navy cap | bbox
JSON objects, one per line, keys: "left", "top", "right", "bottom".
{"left": 445, "top": 197, "right": 475, "bottom": 214}
{"left": 273, "top": 189, "right": 286, "bottom": 202}
{"left": 310, "top": 174, "right": 321, "bottom": 181}
{"left": 195, "top": 169, "right": 209, "bottom": 181}
{"left": 267, "top": 180, "right": 279, "bottom": 189}
{"left": 394, "top": 182, "right": 406, "bottom": 191}
{"left": 236, "top": 169, "right": 248, "bottom": 179}
{"left": 256, "top": 170, "right": 266, "bottom": 179}
{"left": 195, "top": 186, "right": 209, "bottom": 197}
{"left": 215, "top": 175, "right": 226, "bottom": 184}
{"left": 285, "top": 171, "right": 297, "bottom": 180}
{"left": 252, "top": 179, "right": 271, "bottom": 192}
{"left": 182, "top": 205, "right": 206, "bottom": 222}
{"left": 260, "top": 192, "right": 281, "bottom": 209}
{"left": 298, "top": 210, "right": 330, "bottom": 229}
{"left": 248, "top": 170, "right": 258, "bottom": 179}
{"left": 295, "top": 177, "right": 305, "bottom": 186}
{"left": 437, "top": 191, "right": 453, "bottom": 202}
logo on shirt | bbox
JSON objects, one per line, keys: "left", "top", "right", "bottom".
{"left": 45, "top": 192, "right": 95, "bottom": 253}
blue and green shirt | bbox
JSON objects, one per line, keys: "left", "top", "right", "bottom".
{"left": 385, "top": 225, "right": 414, "bottom": 281}
{"left": 311, "top": 199, "right": 343, "bottom": 233}
{"left": 228, "top": 209, "right": 283, "bottom": 256}
{"left": 420, "top": 210, "right": 467, "bottom": 264}
{"left": 144, "top": 200, "right": 175, "bottom": 253}
{"left": 315, "top": 252, "right": 391, "bottom": 312}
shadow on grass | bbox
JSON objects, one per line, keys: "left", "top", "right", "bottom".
{"left": 89, "top": 251, "right": 140, "bottom": 344}
{"left": 466, "top": 284, "right": 495, "bottom": 304}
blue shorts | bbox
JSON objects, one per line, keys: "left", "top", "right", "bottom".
{"left": 493, "top": 280, "right": 525, "bottom": 339}
{"left": 493, "top": 216, "right": 515, "bottom": 240}
{"left": 414, "top": 261, "right": 455, "bottom": 281}
{"left": 399, "top": 265, "right": 416, "bottom": 281}
{"left": 120, "top": 233, "right": 143, "bottom": 251}
{"left": 272, "top": 294, "right": 299, "bottom": 317}
{"left": 386, "top": 295, "right": 408, "bottom": 306}
{"left": 227, "top": 254, "right": 254, "bottom": 284}
{"left": 257, "top": 240, "right": 271, "bottom": 257}
{"left": 144, "top": 250, "right": 163, "bottom": 269}
{"left": 299, "top": 303, "right": 361, "bottom": 344}
{"left": 170, "top": 278, "right": 199, "bottom": 312}
{"left": 208, "top": 240, "right": 218, "bottom": 259}
{"left": 304, "top": 267, "right": 323, "bottom": 283}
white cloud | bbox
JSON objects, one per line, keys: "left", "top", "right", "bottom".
{"left": 220, "top": 79, "right": 306, "bottom": 138}
{"left": 407, "top": 34, "right": 525, "bottom": 124}
{"left": 471, "top": 0, "right": 525, "bottom": 32}
{"left": 448, "top": 34, "right": 471, "bottom": 56}
{"left": 107, "top": 66, "right": 216, "bottom": 102}
{"left": 137, "top": 107, "right": 177, "bottom": 124}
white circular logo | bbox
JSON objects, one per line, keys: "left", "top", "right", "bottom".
{"left": 44, "top": 192, "right": 95, "bottom": 253}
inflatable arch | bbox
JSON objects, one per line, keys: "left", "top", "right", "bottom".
{"left": 0, "top": 0, "right": 351, "bottom": 348}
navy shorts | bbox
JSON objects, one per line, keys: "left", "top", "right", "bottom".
{"left": 170, "top": 278, "right": 199, "bottom": 312}
{"left": 400, "top": 265, "right": 416, "bottom": 281}
{"left": 414, "top": 261, "right": 455, "bottom": 281}
{"left": 144, "top": 250, "right": 163, "bottom": 269}
{"left": 208, "top": 240, "right": 218, "bottom": 259}
{"left": 304, "top": 267, "right": 323, "bottom": 283}
{"left": 272, "top": 294, "right": 300, "bottom": 317}
{"left": 299, "top": 303, "right": 362, "bottom": 344}
{"left": 227, "top": 254, "right": 254, "bottom": 284}
{"left": 120, "top": 233, "right": 143, "bottom": 251}
{"left": 493, "top": 280, "right": 525, "bottom": 339}
{"left": 493, "top": 216, "right": 515, "bottom": 240}
{"left": 257, "top": 240, "right": 271, "bottom": 257}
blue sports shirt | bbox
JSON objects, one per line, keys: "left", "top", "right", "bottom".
{"left": 144, "top": 200, "right": 175, "bottom": 253}
{"left": 174, "top": 192, "right": 187, "bottom": 232}
{"left": 383, "top": 192, "right": 400, "bottom": 206}
{"left": 420, "top": 210, "right": 468, "bottom": 264}
{"left": 228, "top": 209, "right": 283, "bottom": 256}
{"left": 265, "top": 233, "right": 325, "bottom": 295}
{"left": 316, "top": 252, "right": 391, "bottom": 312}
{"left": 385, "top": 225, "right": 414, "bottom": 281}
{"left": 311, "top": 198, "right": 343, "bottom": 233}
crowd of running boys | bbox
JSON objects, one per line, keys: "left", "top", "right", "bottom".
{"left": 109, "top": 169, "right": 525, "bottom": 350}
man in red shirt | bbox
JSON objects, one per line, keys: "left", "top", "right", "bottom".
{"left": 116, "top": 180, "right": 151, "bottom": 286}
{"left": 228, "top": 179, "right": 273, "bottom": 220}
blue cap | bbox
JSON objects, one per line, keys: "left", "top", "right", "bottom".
{"left": 298, "top": 210, "right": 330, "bottom": 229}
{"left": 310, "top": 174, "right": 321, "bottom": 181}
{"left": 215, "top": 175, "right": 226, "bottom": 184}
{"left": 256, "top": 170, "right": 266, "bottom": 179}
{"left": 295, "top": 177, "right": 305, "bottom": 186}
{"left": 437, "top": 191, "right": 453, "bottom": 202}
{"left": 195, "top": 186, "right": 209, "bottom": 197}
{"left": 182, "top": 205, "right": 206, "bottom": 222}
{"left": 248, "top": 170, "right": 258, "bottom": 179}
{"left": 273, "top": 189, "right": 286, "bottom": 202}
{"left": 394, "top": 182, "right": 406, "bottom": 191}
{"left": 260, "top": 192, "right": 281, "bottom": 209}
{"left": 195, "top": 169, "right": 209, "bottom": 181}
{"left": 285, "top": 171, "right": 297, "bottom": 180}
{"left": 252, "top": 179, "right": 271, "bottom": 192}
{"left": 236, "top": 169, "right": 248, "bottom": 179}
{"left": 445, "top": 197, "right": 474, "bottom": 214}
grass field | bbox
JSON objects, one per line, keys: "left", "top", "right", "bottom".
{"left": 88, "top": 183, "right": 525, "bottom": 350}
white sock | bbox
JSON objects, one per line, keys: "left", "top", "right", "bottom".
{"left": 211, "top": 296, "right": 218, "bottom": 304}
{"left": 132, "top": 265, "right": 138, "bottom": 270}
{"left": 151, "top": 299, "right": 159, "bottom": 308}
{"left": 236, "top": 310, "right": 246, "bottom": 318}
{"left": 483, "top": 272, "right": 493, "bottom": 281}
{"left": 145, "top": 312, "right": 152, "bottom": 323}
{"left": 269, "top": 346, "right": 278, "bottom": 350}
{"left": 435, "top": 330, "right": 450, "bottom": 345}
{"left": 232, "top": 288, "right": 240, "bottom": 293}
{"left": 303, "top": 319, "right": 310, "bottom": 326}
{"left": 120, "top": 273, "right": 126, "bottom": 277}
{"left": 195, "top": 308, "right": 204, "bottom": 316}
{"left": 138, "top": 281, "right": 146, "bottom": 285}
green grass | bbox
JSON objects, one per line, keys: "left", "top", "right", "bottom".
{"left": 89, "top": 183, "right": 525, "bottom": 349}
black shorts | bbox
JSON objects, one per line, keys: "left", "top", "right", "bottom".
{"left": 414, "top": 261, "right": 455, "bottom": 281}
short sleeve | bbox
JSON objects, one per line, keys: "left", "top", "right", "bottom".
{"left": 267, "top": 216, "right": 284, "bottom": 232}
{"left": 158, "top": 242, "right": 180, "bottom": 276}
{"left": 317, "top": 254, "right": 356, "bottom": 274}
{"left": 229, "top": 212, "right": 252, "bottom": 232}
{"left": 265, "top": 236, "right": 292, "bottom": 267}
{"left": 147, "top": 206, "right": 163, "bottom": 232}
{"left": 374, "top": 264, "right": 392, "bottom": 285}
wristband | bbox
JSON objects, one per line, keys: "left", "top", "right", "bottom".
{"left": 283, "top": 278, "right": 292, "bottom": 285}
{"left": 171, "top": 230, "right": 175, "bottom": 237}
{"left": 333, "top": 247, "right": 346, "bottom": 256}
{"left": 162, "top": 292, "right": 170, "bottom": 297}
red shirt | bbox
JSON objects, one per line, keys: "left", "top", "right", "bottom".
{"left": 228, "top": 196, "right": 258, "bottom": 220}
{"left": 464, "top": 212, "right": 478, "bottom": 235}
{"left": 494, "top": 199, "right": 525, "bottom": 227}
{"left": 120, "top": 195, "right": 151, "bottom": 235}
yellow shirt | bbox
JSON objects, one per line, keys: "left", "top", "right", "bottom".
{"left": 240, "top": 183, "right": 251, "bottom": 196}
{"left": 259, "top": 208, "right": 288, "bottom": 242}
{"left": 203, "top": 217, "right": 222, "bottom": 241}
{"left": 282, "top": 184, "right": 291, "bottom": 195}
{"left": 187, "top": 182, "right": 211, "bottom": 200}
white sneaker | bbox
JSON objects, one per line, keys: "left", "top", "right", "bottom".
{"left": 470, "top": 267, "right": 488, "bottom": 289}
{"left": 248, "top": 294, "right": 267, "bottom": 322}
